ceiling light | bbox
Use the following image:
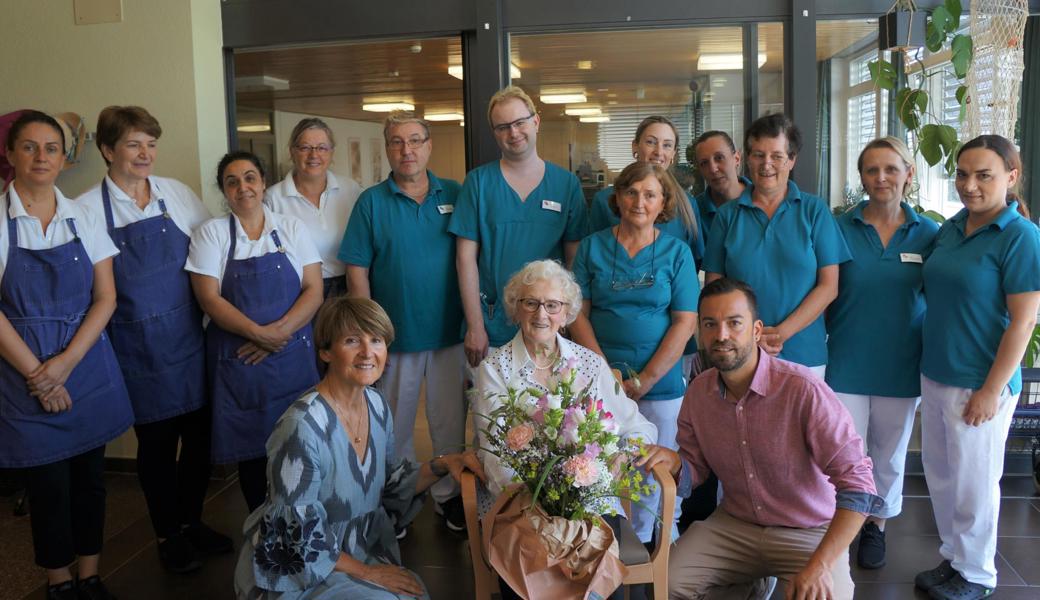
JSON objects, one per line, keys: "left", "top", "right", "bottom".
{"left": 448, "top": 63, "right": 521, "bottom": 80}
{"left": 236, "top": 124, "right": 271, "bottom": 133}
{"left": 564, "top": 107, "right": 602, "bottom": 116}
{"left": 362, "top": 102, "right": 415, "bottom": 112}
{"left": 234, "top": 75, "right": 290, "bottom": 92}
{"left": 424, "top": 112, "right": 465, "bottom": 121}
{"left": 577, "top": 60, "right": 593, "bottom": 70}
{"left": 579, "top": 116, "right": 610, "bottom": 123}
{"left": 697, "top": 53, "right": 767, "bottom": 71}
{"left": 540, "top": 93, "right": 587, "bottom": 104}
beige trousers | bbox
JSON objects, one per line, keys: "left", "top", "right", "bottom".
{"left": 668, "top": 509, "right": 854, "bottom": 600}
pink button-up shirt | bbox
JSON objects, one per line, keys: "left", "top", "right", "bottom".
{"left": 676, "top": 350, "right": 880, "bottom": 528}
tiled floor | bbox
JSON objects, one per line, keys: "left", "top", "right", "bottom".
{"left": 2, "top": 472, "right": 1038, "bottom": 600}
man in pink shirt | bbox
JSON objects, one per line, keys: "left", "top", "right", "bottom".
{"left": 639, "top": 277, "right": 882, "bottom": 600}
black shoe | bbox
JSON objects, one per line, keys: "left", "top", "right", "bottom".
{"left": 856, "top": 522, "right": 886, "bottom": 569}
{"left": 395, "top": 525, "right": 408, "bottom": 540}
{"left": 46, "top": 580, "right": 77, "bottom": 600}
{"left": 435, "top": 496, "right": 466, "bottom": 532}
{"left": 916, "top": 560, "right": 957, "bottom": 591}
{"left": 928, "top": 573, "right": 994, "bottom": 600}
{"left": 75, "top": 576, "right": 116, "bottom": 600}
{"left": 158, "top": 533, "right": 202, "bottom": 574}
{"left": 183, "top": 522, "right": 233, "bottom": 556}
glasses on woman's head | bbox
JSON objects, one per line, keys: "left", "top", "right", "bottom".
{"left": 517, "top": 298, "right": 566, "bottom": 315}
{"left": 294, "top": 144, "right": 333, "bottom": 155}
{"left": 492, "top": 114, "right": 536, "bottom": 135}
{"left": 387, "top": 136, "right": 429, "bottom": 151}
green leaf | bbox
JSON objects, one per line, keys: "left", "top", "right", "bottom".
{"left": 943, "top": 148, "right": 959, "bottom": 177}
{"left": 869, "top": 59, "right": 897, "bottom": 90}
{"left": 951, "top": 34, "right": 973, "bottom": 78}
{"left": 945, "top": 0, "right": 962, "bottom": 27}
{"left": 926, "top": 20, "right": 945, "bottom": 53}
{"left": 955, "top": 85, "right": 968, "bottom": 121}
{"left": 896, "top": 88, "right": 925, "bottom": 130}
{"left": 937, "top": 124, "right": 959, "bottom": 154}
{"left": 931, "top": 6, "right": 951, "bottom": 37}
{"left": 920, "top": 209, "right": 947, "bottom": 224}
{"left": 920, "top": 124, "right": 943, "bottom": 165}
{"left": 911, "top": 89, "right": 928, "bottom": 113}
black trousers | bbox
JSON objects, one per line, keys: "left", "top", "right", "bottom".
{"left": 238, "top": 457, "right": 267, "bottom": 513}
{"left": 499, "top": 513, "right": 626, "bottom": 600}
{"left": 23, "top": 445, "right": 107, "bottom": 569}
{"left": 678, "top": 473, "right": 719, "bottom": 535}
{"left": 134, "top": 405, "right": 213, "bottom": 538}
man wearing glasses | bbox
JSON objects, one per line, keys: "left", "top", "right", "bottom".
{"left": 449, "top": 86, "right": 588, "bottom": 371}
{"left": 339, "top": 113, "right": 468, "bottom": 534}
{"left": 702, "top": 114, "right": 850, "bottom": 376}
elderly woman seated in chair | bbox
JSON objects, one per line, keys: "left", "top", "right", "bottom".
{"left": 471, "top": 259, "right": 659, "bottom": 600}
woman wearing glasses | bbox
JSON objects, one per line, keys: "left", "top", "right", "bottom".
{"left": 473, "top": 259, "right": 657, "bottom": 600}
{"left": 187, "top": 151, "right": 323, "bottom": 512}
{"left": 265, "top": 118, "right": 361, "bottom": 300}
{"left": 570, "top": 161, "right": 699, "bottom": 545}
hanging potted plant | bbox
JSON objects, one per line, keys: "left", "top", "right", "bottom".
{"left": 879, "top": 0, "right": 928, "bottom": 51}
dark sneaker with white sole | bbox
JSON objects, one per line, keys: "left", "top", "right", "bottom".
{"left": 928, "top": 573, "right": 994, "bottom": 600}
{"left": 435, "top": 496, "right": 467, "bottom": 532}
{"left": 856, "top": 522, "right": 886, "bottom": 569}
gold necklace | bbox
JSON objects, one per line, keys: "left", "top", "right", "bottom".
{"left": 328, "top": 396, "right": 365, "bottom": 444}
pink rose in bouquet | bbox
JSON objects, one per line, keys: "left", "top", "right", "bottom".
{"left": 506, "top": 423, "right": 535, "bottom": 451}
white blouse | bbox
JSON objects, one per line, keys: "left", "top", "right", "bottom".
{"left": 0, "top": 185, "right": 118, "bottom": 281}
{"left": 474, "top": 331, "right": 658, "bottom": 496}
{"left": 75, "top": 175, "right": 211, "bottom": 238}
{"left": 264, "top": 171, "right": 360, "bottom": 279}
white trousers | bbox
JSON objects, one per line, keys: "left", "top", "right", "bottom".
{"left": 920, "top": 375, "right": 1017, "bottom": 588}
{"left": 632, "top": 396, "right": 685, "bottom": 543}
{"left": 835, "top": 393, "right": 919, "bottom": 519}
{"left": 377, "top": 343, "right": 467, "bottom": 503}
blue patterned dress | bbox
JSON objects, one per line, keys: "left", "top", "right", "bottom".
{"left": 234, "top": 388, "right": 428, "bottom": 599}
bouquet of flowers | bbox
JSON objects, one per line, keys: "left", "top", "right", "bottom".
{"left": 478, "top": 356, "right": 650, "bottom": 521}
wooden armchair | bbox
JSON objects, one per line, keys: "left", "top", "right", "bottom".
{"left": 460, "top": 462, "right": 676, "bottom": 600}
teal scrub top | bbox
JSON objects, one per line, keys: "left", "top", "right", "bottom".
{"left": 447, "top": 160, "right": 588, "bottom": 348}
{"left": 572, "top": 228, "right": 700, "bottom": 401}
{"left": 338, "top": 171, "right": 464, "bottom": 353}
{"left": 703, "top": 180, "right": 851, "bottom": 367}
{"left": 587, "top": 185, "right": 705, "bottom": 267}
{"left": 695, "top": 175, "right": 752, "bottom": 246}
{"left": 921, "top": 202, "right": 1040, "bottom": 395}
{"left": 825, "top": 202, "right": 939, "bottom": 397}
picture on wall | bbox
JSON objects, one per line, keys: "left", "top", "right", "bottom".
{"left": 370, "top": 138, "right": 383, "bottom": 182}
{"left": 348, "top": 138, "right": 362, "bottom": 185}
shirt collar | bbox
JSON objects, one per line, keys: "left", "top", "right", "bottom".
{"left": 508, "top": 331, "right": 578, "bottom": 376}
{"left": 386, "top": 170, "right": 443, "bottom": 199}
{"left": 700, "top": 175, "right": 753, "bottom": 211}
{"left": 948, "top": 201, "right": 1021, "bottom": 233}
{"left": 281, "top": 171, "right": 340, "bottom": 200}
{"left": 103, "top": 175, "right": 163, "bottom": 206}
{"left": 231, "top": 205, "right": 277, "bottom": 241}
{"left": 736, "top": 179, "right": 802, "bottom": 208}
{"left": 6, "top": 184, "right": 74, "bottom": 220}
{"left": 715, "top": 347, "right": 772, "bottom": 403}
{"left": 849, "top": 200, "right": 921, "bottom": 229}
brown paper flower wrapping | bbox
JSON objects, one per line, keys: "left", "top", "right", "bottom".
{"left": 482, "top": 485, "right": 627, "bottom": 600}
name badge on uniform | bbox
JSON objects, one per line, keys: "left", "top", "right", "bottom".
{"left": 542, "top": 200, "right": 562, "bottom": 213}
{"left": 900, "top": 253, "right": 923, "bottom": 263}
{"left": 437, "top": 204, "right": 454, "bottom": 215}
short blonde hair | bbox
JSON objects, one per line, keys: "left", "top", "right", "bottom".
{"left": 487, "top": 85, "right": 537, "bottom": 125}
{"left": 502, "top": 260, "right": 582, "bottom": 325}
{"left": 857, "top": 136, "right": 915, "bottom": 198}
{"left": 383, "top": 111, "right": 431, "bottom": 145}
{"left": 314, "top": 297, "right": 395, "bottom": 355}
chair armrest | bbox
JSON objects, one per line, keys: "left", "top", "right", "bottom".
{"left": 649, "top": 462, "right": 676, "bottom": 563}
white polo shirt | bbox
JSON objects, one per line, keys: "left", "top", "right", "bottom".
{"left": 185, "top": 206, "right": 321, "bottom": 289}
{"left": 264, "top": 171, "right": 359, "bottom": 279}
{"left": 75, "top": 175, "right": 212, "bottom": 239}
{"left": 0, "top": 185, "right": 118, "bottom": 281}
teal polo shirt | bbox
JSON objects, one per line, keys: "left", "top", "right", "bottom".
{"left": 572, "top": 228, "right": 700, "bottom": 401}
{"left": 922, "top": 202, "right": 1040, "bottom": 395}
{"left": 825, "top": 201, "right": 939, "bottom": 397}
{"left": 703, "top": 180, "right": 851, "bottom": 367}
{"left": 447, "top": 160, "right": 587, "bottom": 347}
{"left": 695, "top": 175, "right": 752, "bottom": 247}
{"left": 338, "top": 171, "right": 463, "bottom": 353}
{"left": 587, "top": 185, "right": 705, "bottom": 267}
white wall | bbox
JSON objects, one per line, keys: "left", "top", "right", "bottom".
{"left": 272, "top": 111, "right": 390, "bottom": 189}
{"left": 0, "top": 0, "right": 228, "bottom": 457}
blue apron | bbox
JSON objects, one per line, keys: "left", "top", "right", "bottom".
{"left": 207, "top": 214, "right": 318, "bottom": 463}
{"left": 102, "top": 182, "right": 206, "bottom": 424}
{"left": 0, "top": 196, "right": 133, "bottom": 468}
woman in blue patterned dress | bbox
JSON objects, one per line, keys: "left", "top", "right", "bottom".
{"left": 234, "top": 296, "right": 485, "bottom": 599}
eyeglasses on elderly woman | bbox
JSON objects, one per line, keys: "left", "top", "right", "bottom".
{"left": 516, "top": 298, "right": 567, "bottom": 315}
